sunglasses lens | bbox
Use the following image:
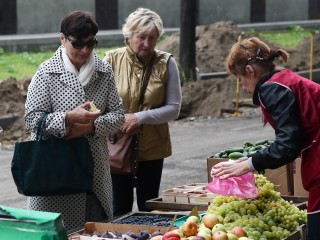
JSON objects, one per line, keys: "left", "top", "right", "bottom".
{"left": 72, "top": 40, "right": 85, "bottom": 49}
{"left": 86, "top": 39, "right": 98, "bottom": 49}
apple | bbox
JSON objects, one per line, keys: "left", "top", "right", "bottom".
{"left": 162, "top": 231, "right": 181, "bottom": 240}
{"left": 198, "top": 225, "right": 212, "bottom": 235}
{"left": 181, "top": 220, "right": 199, "bottom": 237}
{"left": 171, "top": 229, "right": 184, "bottom": 238}
{"left": 226, "top": 232, "right": 238, "bottom": 240}
{"left": 150, "top": 236, "right": 163, "bottom": 240}
{"left": 211, "top": 224, "right": 226, "bottom": 235}
{"left": 229, "top": 226, "right": 247, "bottom": 238}
{"left": 192, "top": 236, "right": 206, "bottom": 240}
{"left": 187, "top": 216, "right": 200, "bottom": 225}
{"left": 211, "top": 231, "right": 228, "bottom": 240}
{"left": 197, "top": 229, "right": 212, "bottom": 240}
{"left": 201, "top": 213, "right": 219, "bottom": 229}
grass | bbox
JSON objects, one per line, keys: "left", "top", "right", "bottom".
{"left": 258, "top": 30, "right": 312, "bottom": 48}
{"left": 0, "top": 48, "right": 112, "bottom": 81}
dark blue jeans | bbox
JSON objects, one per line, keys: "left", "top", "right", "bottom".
{"left": 111, "top": 159, "right": 163, "bottom": 218}
{"left": 307, "top": 212, "right": 320, "bottom": 240}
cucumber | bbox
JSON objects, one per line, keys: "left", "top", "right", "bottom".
{"left": 228, "top": 152, "right": 245, "bottom": 159}
{"left": 255, "top": 139, "right": 269, "bottom": 146}
{"left": 243, "top": 141, "right": 254, "bottom": 147}
{"left": 225, "top": 147, "right": 244, "bottom": 154}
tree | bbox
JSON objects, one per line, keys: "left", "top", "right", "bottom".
{"left": 179, "top": 0, "right": 198, "bottom": 82}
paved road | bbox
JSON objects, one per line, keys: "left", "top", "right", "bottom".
{"left": 0, "top": 115, "right": 274, "bottom": 210}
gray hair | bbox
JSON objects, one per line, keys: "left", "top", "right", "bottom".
{"left": 122, "top": 8, "right": 164, "bottom": 44}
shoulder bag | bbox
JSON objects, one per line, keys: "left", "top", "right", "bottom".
{"left": 11, "top": 113, "right": 94, "bottom": 196}
{"left": 107, "top": 53, "right": 156, "bottom": 176}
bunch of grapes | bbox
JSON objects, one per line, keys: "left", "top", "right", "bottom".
{"left": 207, "top": 174, "right": 307, "bottom": 240}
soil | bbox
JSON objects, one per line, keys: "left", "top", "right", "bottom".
{"left": 0, "top": 21, "right": 318, "bottom": 144}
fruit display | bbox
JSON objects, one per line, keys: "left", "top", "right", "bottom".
{"left": 206, "top": 174, "right": 307, "bottom": 240}
{"left": 210, "top": 140, "right": 272, "bottom": 159}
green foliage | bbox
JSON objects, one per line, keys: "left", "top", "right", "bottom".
{"left": 258, "top": 25, "right": 312, "bottom": 48}
{"left": 0, "top": 48, "right": 112, "bottom": 81}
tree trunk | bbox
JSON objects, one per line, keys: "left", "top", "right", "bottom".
{"left": 179, "top": 0, "right": 198, "bottom": 82}
{"left": 95, "top": 0, "right": 118, "bottom": 30}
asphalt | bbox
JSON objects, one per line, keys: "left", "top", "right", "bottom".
{"left": 0, "top": 115, "right": 274, "bottom": 211}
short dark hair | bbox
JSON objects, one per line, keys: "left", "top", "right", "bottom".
{"left": 60, "top": 10, "right": 98, "bottom": 38}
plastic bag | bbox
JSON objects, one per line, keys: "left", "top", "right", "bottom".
{"left": 206, "top": 172, "right": 258, "bottom": 199}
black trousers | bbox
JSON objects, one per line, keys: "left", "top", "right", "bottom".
{"left": 307, "top": 212, "right": 320, "bottom": 240}
{"left": 111, "top": 159, "right": 163, "bottom": 218}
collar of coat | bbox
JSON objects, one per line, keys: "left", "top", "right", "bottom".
{"left": 42, "top": 46, "right": 109, "bottom": 74}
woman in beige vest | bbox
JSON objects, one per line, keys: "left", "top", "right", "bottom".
{"left": 103, "top": 7, "right": 182, "bottom": 216}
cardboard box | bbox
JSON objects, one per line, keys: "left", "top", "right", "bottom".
{"left": 293, "top": 158, "right": 309, "bottom": 197}
{"left": 207, "top": 157, "right": 293, "bottom": 195}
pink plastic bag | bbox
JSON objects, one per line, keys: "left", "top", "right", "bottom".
{"left": 206, "top": 172, "right": 258, "bottom": 199}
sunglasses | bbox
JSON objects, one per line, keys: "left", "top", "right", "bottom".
{"left": 65, "top": 35, "right": 98, "bottom": 49}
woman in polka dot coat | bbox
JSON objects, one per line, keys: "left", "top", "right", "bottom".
{"left": 24, "top": 11, "right": 125, "bottom": 231}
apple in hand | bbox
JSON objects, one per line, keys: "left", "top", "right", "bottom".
{"left": 229, "top": 226, "right": 247, "bottom": 238}
{"left": 162, "top": 231, "right": 181, "bottom": 240}
{"left": 211, "top": 224, "right": 226, "bottom": 235}
{"left": 211, "top": 231, "right": 228, "bottom": 240}
{"left": 201, "top": 213, "right": 219, "bottom": 229}
{"left": 181, "top": 220, "right": 199, "bottom": 237}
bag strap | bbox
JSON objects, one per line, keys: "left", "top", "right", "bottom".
{"left": 139, "top": 53, "right": 156, "bottom": 106}
{"left": 132, "top": 53, "right": 156, "bottom": 185}
{"left": 36, "top": 113, "right": 48, "bottom": 141}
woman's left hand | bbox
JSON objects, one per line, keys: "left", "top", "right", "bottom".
{"left": 64, "top": 123, "right": 93, "bottom": 139}
{"left": 120, "top": 113, "right": 140, "bottom": 134}
{"left": 211, "top": 159, "right": 251, "bottom": 179}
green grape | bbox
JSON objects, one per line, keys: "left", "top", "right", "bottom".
{"left": 206, "top": 174, "right": 307, "bottom": 240}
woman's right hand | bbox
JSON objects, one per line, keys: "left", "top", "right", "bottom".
{"left": 64, "top": 102, "right": 100, "bottom": 139}
{"left": 66, "top": 102, "right": 101, "bottom": 125}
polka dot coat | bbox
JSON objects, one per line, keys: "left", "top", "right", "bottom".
{"left": 24, "top": 46, "right": 125, "bottom": 230}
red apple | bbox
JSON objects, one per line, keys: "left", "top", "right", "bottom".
{"left": 230, "top": 226, "right": 247, "bottom": 238}
{"left": 181, "top": 220, "right": 199, "bottom": 237}
{"left": 211, "top": 231, "right": 228, "bottom": 240}
{"left": 162, "top": 231, "right": 181, "bottom": 240}
{"left": 201, "top": 213, "right": 219, "bottom": 229}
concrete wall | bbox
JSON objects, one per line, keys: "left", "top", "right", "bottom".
{"left": 15, "top": 0, "right": 310, "bottom": 34}
{"left": 266, "top": 0, "right": 308, "bottom": 22}
{"left": 17, "top": 0, "right": 94, "bottom": 34}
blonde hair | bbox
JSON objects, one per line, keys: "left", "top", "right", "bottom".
{"left": 122, "top": 8, "right": 164, "bottom": 44}
{"left": 225, "top": 37, "right": 289, "bottom": 75}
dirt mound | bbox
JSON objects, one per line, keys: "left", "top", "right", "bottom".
{"left": 0, "top": 21, "right": 318, "bottom": 144}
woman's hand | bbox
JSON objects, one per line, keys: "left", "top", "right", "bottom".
{"left": 64, "top": 102, "right": 100, "bottom": 139}
{"left": 64, "top": 123, "right": 94, "bottom": 139}
{"left": 120, "top": 113, "right": 140, "bottom": 134}
{"left": 67, "top": 102, "right": 101, "bottom": 125}
{"left": 211, "top": 158, "right": 252, "bottom": 179}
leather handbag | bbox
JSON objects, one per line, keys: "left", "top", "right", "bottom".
{"left": 107, "top": 131, "right": 137, "bottom": 175}
{"left": 107, "top": 54, "right": 156, "bottom": 176}
{"left": 11, "top": 113, "right": 94, "bottom": 196}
